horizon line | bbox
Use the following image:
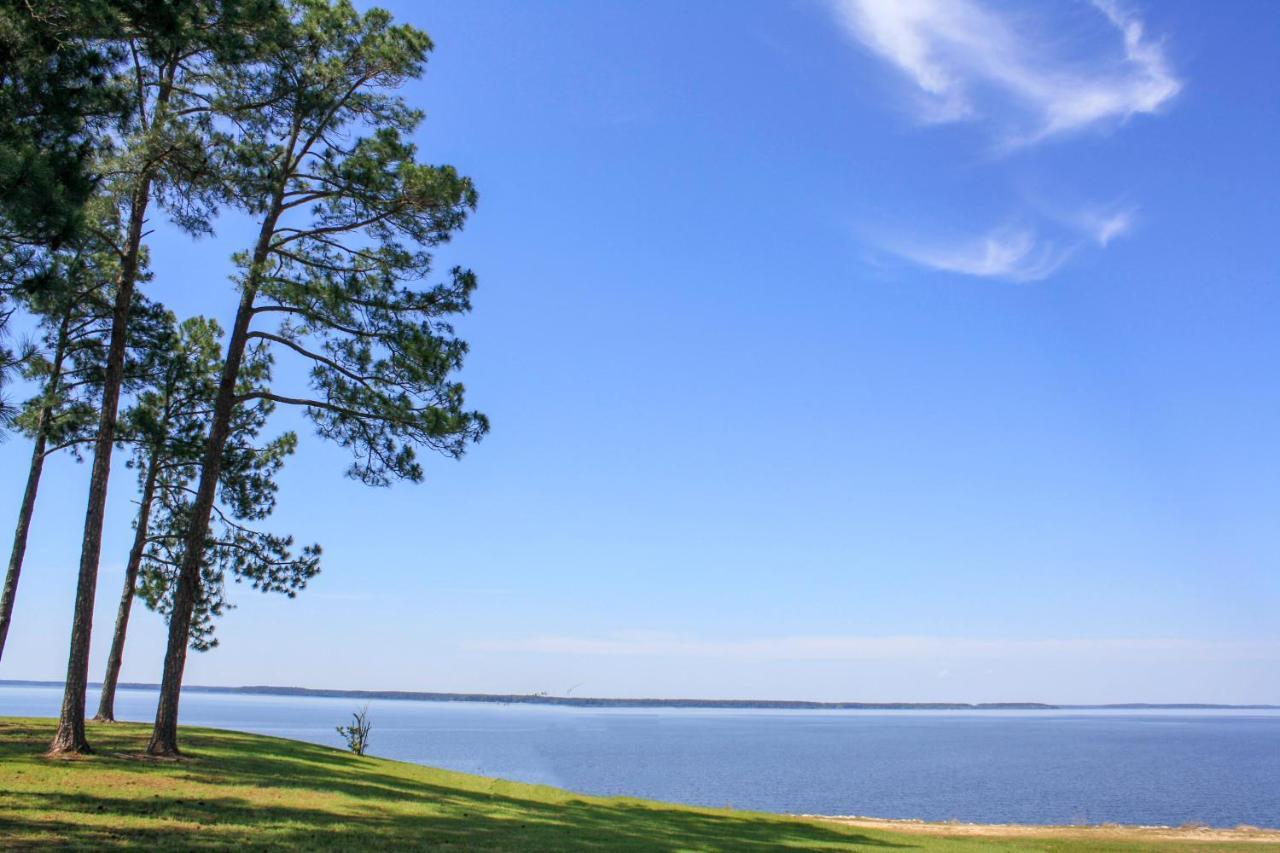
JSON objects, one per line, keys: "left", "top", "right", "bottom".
{"left": 3, "top": 679, "right": 1277, "bottom": 711}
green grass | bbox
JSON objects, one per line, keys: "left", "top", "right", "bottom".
{"left": 0, "top": 717, "right": 1270, "bottom": 850}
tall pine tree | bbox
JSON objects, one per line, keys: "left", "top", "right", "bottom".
{"left": 147, "top": 0, "right": 486, "bottom": 756}
{"left": 50, "top": 0, "right": 284, "bottom": 755}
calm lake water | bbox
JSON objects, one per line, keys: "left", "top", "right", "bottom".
{"left": 3, "top": 684, "right": 1278, "bottom": 828}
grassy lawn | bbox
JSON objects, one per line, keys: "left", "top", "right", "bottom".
{"left": 0, "top": 717, "right": 1274, "bottom": 851}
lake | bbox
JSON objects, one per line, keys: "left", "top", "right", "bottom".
{"left": 2, "top": 684, "right": 1277, "bottom": 828}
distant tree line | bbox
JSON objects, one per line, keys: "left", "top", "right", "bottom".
{"left": 0, "top": 0, "right": 486, "bottom": 757}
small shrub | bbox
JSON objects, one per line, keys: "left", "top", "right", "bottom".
{"left": 337, "top": 706, "right": 372, "bottom": 756}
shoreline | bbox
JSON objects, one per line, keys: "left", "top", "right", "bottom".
{"left": 808, "top": 815, "right": 1280, "bottom": 844}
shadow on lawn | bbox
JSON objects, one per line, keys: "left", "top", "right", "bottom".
{"left": 2, "top": 720, "right": 915, "bottom": 851}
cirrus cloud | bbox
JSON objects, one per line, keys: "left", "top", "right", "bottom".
{"left": 831, "top": 0, "right": 1181, "bottom": 146}
{"left": 880, "top": 225, "right": 1073, "bottom": 282}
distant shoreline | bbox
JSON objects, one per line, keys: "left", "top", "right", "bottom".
{"left": 4, "top": 679, "right": 1275, "bottom": 711}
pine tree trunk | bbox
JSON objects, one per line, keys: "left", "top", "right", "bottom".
{"left": 94, "top": 448, "right": 161, "bottom": 722}
{"left": 0, "top": 434, "right": 50, "bottom": 661}
{"left": 147, "top": 282, "right": 261, "bottom": 756}
{"left": 49, "top": 179, "right": 152, "bottom": 756}
{"left": 0, "top": 314, "right": 71, "bottom": 661}
{"left": 147, "top": 132, "right": 285, "bottom": 757}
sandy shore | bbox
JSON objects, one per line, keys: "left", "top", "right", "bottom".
{"left": 806, "top": 815, "right": 1280, "bottom": 845}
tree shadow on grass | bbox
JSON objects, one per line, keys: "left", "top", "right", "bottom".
{"left": 2, "top": 720, "right": 917, "bottom": 851}
{"left": 2, "top": 789, "right": 916, "bottom": 851}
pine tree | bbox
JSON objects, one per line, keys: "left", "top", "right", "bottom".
{"left": 95, "top": 316, "right": 319, "bottom": 721}
{"left": 50, "top": 0, "right": 284, "bottom": 755}
{"left": 94, "top": 312, "right": 210, "bottom": 722}
{"left": 147, "top": 0, "right": 486, "bottom": 756}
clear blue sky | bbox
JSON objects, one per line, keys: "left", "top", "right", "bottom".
{"left": 2, "top": 0, "right": 1278, "bottom": 704}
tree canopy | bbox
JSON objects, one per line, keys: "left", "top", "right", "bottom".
{"left": 0, "top": 0, "right": 486, "bottom": 761}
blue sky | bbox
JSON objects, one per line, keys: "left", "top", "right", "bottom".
{"left": 2, "top": 0, "right": 1278, "bottom": 704}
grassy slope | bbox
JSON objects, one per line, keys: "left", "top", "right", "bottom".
{"left": 0, "top": 717, "right": 1271, "bottom": 851}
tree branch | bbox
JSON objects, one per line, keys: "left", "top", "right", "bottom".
{"left": 244, "top": 330, "right": 376, "bottom": 389}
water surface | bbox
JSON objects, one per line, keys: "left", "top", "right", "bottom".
{"left": 3, "top": 685, "right": 1276, "bottom": 828}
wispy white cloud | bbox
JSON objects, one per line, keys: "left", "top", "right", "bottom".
{"left": 878, "top": 225, "right": 1072, "bottom": 282}
{"left": 863, "top": 196, "right": 1140, "bottom": 282}
{"left": 472, "top": 632, "right": 1280, "bottom": 664}
{"left": 1021, "top": 185, "right": 1141, "bottom": 247}
{"left": 1075, "top": 205, "right": 1137, "bottom": 247}
{"left": 831, "top": 0, "right": 1181, "bottom": 145}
